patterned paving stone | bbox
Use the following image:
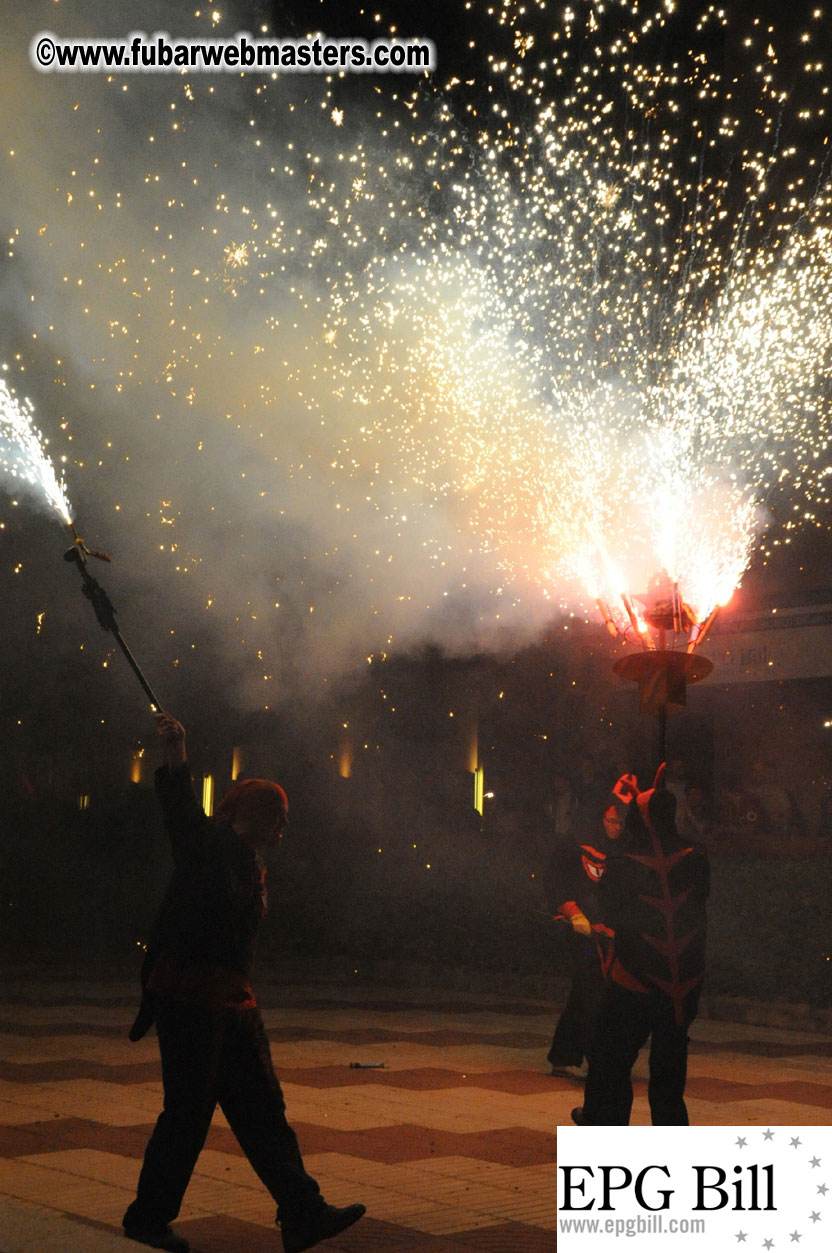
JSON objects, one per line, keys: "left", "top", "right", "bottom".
{"left": 0, "top": 981, "right": 830, "bottom": 1250}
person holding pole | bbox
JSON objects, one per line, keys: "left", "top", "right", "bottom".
{"left": 571, "top": 765, "right": 709, "bottom": 1126}
{"left": 123, "top": 713, "right": 365, "bottom": 1253}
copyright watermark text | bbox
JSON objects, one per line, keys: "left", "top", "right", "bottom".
{"left": 30, "top": 30, "right": 437, "bottom": 75}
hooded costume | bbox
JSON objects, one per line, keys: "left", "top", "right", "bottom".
{"left": 576, "top": 764, "right": 710, "bottom": 1125}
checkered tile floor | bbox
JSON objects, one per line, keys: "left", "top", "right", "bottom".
{"left": 0, "top": 978, "right": 830, "bottom": 1251}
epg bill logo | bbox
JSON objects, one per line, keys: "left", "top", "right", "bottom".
{"left": 561, "top": 1161, "right": 774, "bottom": 1212}
{"left": 558, "top": 1127, "right": 830, "bottom": 1250}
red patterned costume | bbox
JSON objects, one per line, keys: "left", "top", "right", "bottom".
{"left": 574, "top": 765, "right": 710, "bottom": 1125}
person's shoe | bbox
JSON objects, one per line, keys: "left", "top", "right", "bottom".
{"left": 571, "top": 1106, "right": 587, "bottom": 1125}
{"left": 281, "top": 1202, "right": 366, "bottom": 1253}
{"left": 550, "top": 1063, "right": 587, "bottom": 1081}
{"left": 124, "top": 1224, "right": 190, "bottom": 1253}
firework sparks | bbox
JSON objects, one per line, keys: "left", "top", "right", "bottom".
{"left": 311, "top": 0, "right": 832, "bottom": 631}
{"left": 0, "top": 378, "right": 73, "bottom": 527}
{"left": 2, "top": 0, "right": 832, "bottom": 694}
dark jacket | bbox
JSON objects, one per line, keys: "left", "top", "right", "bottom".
{"left": 147, "top": 763, "right": 267, "bottom": 978}
{"left": 130, "top": 764, "right": 266, "bottom": 1037}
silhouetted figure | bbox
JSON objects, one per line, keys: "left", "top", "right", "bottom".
{"left": 544, "top": 792, "right": 624, "bottom": 1076}
{"left": 545, "top": 770, "right": 579, "bottom": 839}
{"left": 676, "top": 780, "right": 716, "bottom": 843}
{"left": 572, "top": 766, "right": 709, "bottom": 1126}
{"left": 124, "top": 713, "right": 364, "bottom": 1253}
{"left": 571, "top": 753, "right": 609, "bottom": 833}
{"left": 740, "top": 756, "right": 804, "bottom": 837}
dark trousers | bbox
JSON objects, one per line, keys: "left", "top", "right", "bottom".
{"left": 548, "top": 934, "right": 606, "bottom": 1067}
{"left": 581, "top": 982, "right": 698, "bottom": 1125}
{"left": 123, "top": 999, "right": 322, "bottom": 1229}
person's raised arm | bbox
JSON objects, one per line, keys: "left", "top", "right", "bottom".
{"left": 152, "top": 712, "right": 207, "bottom": 860}
{"left": 155, "top": 711, "right": 187, "bottom": 771}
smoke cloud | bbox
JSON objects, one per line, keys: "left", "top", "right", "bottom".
{"left": 0, "top": 0, "right": 561, "bottom": 721}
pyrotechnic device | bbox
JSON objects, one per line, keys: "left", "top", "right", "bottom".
{"left": 608, "top": 570, "right": 716, "bottom": 760}
{"left": 63, "top": 522, "right": 162, "bottom": 713}
{"left": 1, "top": 373, "right": 162, "bottom": 712}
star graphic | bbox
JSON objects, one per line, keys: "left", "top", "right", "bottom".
{"left": 736, "top": 1136, "right": 748, "bottom": 1148}
{"left": 789, "top": 1232, "right": 802, "bottom": 1243}
{"left": 763, "top": 1129, "right": 775, "bottom": 1141}
{"left": 736, "top": 1233, "right": 747, "bottom": 1244}
{"left": 790, "top": 1137, "right": 802, "bottom": 1149}
{"left": 819, "top": 1184, "right": 829, "bottom": 1196}
{"left": 810, "top": 1157, "right": 821, "bottom": 1168}
{"left": 810, "top": 1212, "right": 821, "bottom": 1223}
{"left": 763, "top": 1242, "right": 774, "bottom": 1251}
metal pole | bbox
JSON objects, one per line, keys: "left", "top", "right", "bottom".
{"left": 64, "top": 542, "right": 162, "bottom": 711}
{"left": 657, "top": 705, "right": 668, "bottom": 767}
{"left": 106, "top": 622, "right": 162, "bottom": 710}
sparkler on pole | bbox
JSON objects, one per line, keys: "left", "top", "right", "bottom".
{"left": 2, "top": 378, "right": 162, "bottom": 713}
{"left": 63, "top": 524, "right": 162, "bottom": 713}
